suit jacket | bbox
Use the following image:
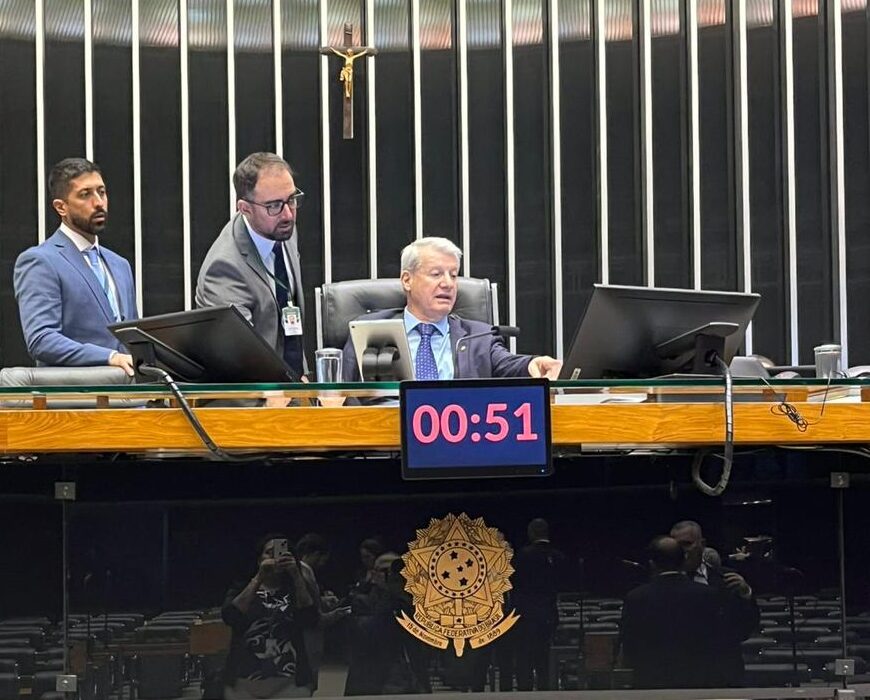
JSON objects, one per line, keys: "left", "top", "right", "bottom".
{"left": 340, "top": 308, "right": 533, "bottom": 381}
{"left": 511, "top": 540, "right": 568, "bottom": 625}
{"left": 620, "top": 573, "right": 727, "bottom": 689}
{"left": 13, "top": 229, "right": 138, "bottom": 366}
{"left": 703, "top": 566, "right": 760, "bottom": 685}
{"left": 195, "top": 213, "right": 307, "bottom": 372}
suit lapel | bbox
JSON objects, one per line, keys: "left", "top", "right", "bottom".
{"left": 51, "top": 230, "right": 115, "bottom": 322}
{"left": 232, "top": 215, "right": 279, "bottom": 309}
{"left": 449, "top": 315, "right": 469, "bottom": 378}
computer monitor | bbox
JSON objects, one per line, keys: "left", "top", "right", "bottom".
{"left": 109, "top": 305, "right": 298, "bottom": 383}
{"left": 561, "top": 284, "right": 761, "bottom": 379}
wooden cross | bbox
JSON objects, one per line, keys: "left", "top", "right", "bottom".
{"left": 320, "top": 23, "right": 377, "bottom": 139}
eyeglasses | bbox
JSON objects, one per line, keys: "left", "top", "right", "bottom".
{"left": 245, "top": 190, "right": 305, "bottom": 216}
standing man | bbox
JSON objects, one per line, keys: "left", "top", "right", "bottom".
{"left": 14, "top": 158, "right": 137, "bottom": 373}
{"left": 196, "top": 152, "right": 307, "bottom": 377}
{"left": 670, "top": 520, "right": 760, "bottom": 686}
{"left": 511, "top": 518, "right": 568, "bottom": 691}
{"left": 620, "top": 536, "right": 725, "bottom": 688}
{"left": 341, "top": 237, "right": 562, "bottom": 380}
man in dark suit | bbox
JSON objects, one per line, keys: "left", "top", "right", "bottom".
{"left": 511, "top": 518, "right": 568, "bottom": 690}
{"left": 670, "top": 520, "right": 760, "bottom": 686}
{"left": 620, "top": 536, "right": 725, "bottom": 689}
{"left": 341, "top": 237, "right": 561, "bottom": 380}
{"left": 196, "top": 152, "right": 307, "bottom": 377}
{"left": 14, "top": 158, "right": 138, "bottom": 373}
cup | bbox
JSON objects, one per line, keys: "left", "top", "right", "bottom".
{"left": 814, "top": 343, "right": 842, "bottom": 379}
{"left": 315, "top": 348, "right": 343, "bottom": 384}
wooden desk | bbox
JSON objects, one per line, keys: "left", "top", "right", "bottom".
{"left": 1, "top": 394, "right": 868, "bottom": 454}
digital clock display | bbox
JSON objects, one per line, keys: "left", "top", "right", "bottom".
{"left": 400, "top": 378, "right": 552, "bottom": 480}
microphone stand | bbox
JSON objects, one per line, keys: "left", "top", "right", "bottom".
{"left": 451, "top": 320, "right": 520, "bottom": 378}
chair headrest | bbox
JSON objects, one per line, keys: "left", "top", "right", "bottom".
{"left": 319, "top": 277, "right": 494, "bottom": 350}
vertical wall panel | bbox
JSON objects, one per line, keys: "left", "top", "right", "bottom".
{"left": 374, "top": 0, "right": 413, "bottom": 278}
{"left": 467, "top": 0, "right": 507, "bottom": 315}
{"left": 698, "top": 0, "right": 737, "bottom": 290}
{"left": 235, "top": 0, "right": 274, "bottom": 158}
{"left": 514, "top": 0, "right": 554, "bottom": 354}
{"left": 189, "top": 0, "right": 228, "bottom": 298}
{"left": 420, "top": 0, "right": 459, "bottom": 244}
{"left": 652, "top": 0, "right": 690, "bottom": 288}
{"left": 559, "top": 0, "right": 596, "bottom": 353}
{"left": 0, "top": 0, "right": 37, "bottom": 366}
{"left": 747, "top": 0, "right": 787, "bottom": 361}
{"left": 793, "top": 6, "right": 833, "bottom": 362}
{"left": 606, "top": 1, "right": 642, "bottom": 285}
{"left": 139, "top": 0, "right": 183, "bottom": 316}
{"left": 44, "top": 1, "right": 85, "bottom": 230}
{"left": 282, "top": 0, "right": 322, "bottom": 359}
{"left": 327, "top": 2, "right": 368, "bottom": 282}
{"left": 842, "top": 5, "right": 870, "bottom": 361}
{"left": 93, "top": 0, "right": 134, "bottom": 267}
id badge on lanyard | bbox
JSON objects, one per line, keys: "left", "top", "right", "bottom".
{"left": 281, "top": 303, "right": 303, "bottom": 336}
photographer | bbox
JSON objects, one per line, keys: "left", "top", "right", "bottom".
{"left": 670, "top": 521, "right": 760, "bottom": 687}
{"left": 221, "top": 533, "right": 319, "bottom": 699}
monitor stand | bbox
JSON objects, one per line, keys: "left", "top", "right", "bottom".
{"left": 113, "top": 327, "right": 205, "bottom": 383}
{"left": 655, "top": 322, "right": 740, "bottom": 375}
{"left": 360, "top": 345, "right": 404, "bottom": 381}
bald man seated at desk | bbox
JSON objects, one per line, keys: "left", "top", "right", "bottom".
{"left": 342, "top": 237, "right": 562, "bottom": 381}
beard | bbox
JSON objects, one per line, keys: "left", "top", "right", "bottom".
{"left": 69, "top": 209, "right": 108, "bottom": 236}
{"left": 267, "top": 221, "right": 295, "bottom": 241}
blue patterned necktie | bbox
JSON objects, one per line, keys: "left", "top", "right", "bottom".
{"left": 84, "top": 247, "right": 121, "bottom": 321}
{"left": 415, "top": 323, "right": 439, "bottom": 380}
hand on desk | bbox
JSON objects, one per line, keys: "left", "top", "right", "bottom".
{"left": 528, "top": 355, "right": 563, "bottom": 380}
{"left": 109, "top": 351, "right": 135, "bottom": 377}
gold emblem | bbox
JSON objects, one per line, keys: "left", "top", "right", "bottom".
{"left": 396, "top": 513, "right": 520, "bottom": 656}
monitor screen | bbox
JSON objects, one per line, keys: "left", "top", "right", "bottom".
{"left": 109, "top": 305, "right": 297, "bottom": 383}
{"left": 561, "top": 284, "right": 761, "bottom": 379}
{"left": 400, "top": 378, "right": 552, "bottom": 480}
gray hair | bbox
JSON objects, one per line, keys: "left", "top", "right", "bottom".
{"left": 400, "top": 237, "right": 462, "bottom": 273}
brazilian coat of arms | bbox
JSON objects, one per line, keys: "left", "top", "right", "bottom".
{"left": 396, "top": 513, "right": 520, "bottom": 656}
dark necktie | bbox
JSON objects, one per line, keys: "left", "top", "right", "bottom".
{"left": 415, "top": 323, "right": 439, "bottom": 380}
{"left": 273, "top": 241, "right": 303, "bottom": 377}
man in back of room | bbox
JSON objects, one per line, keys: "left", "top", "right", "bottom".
{"left": 14, "top": 157, "right": 137, "bottom": 373}
{"left": 196, "top": 152, "right": 307, "bottom": 377}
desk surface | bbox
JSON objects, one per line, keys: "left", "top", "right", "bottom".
{"left": 0, "top": 380, "right": 868, "bottom": 454}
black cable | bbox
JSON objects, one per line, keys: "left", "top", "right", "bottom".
{"left": 761, "top": 373, "right": 834, "bottom": 432}
{"left": 139, "top": 364, "right": 261, "bottom": 462}
{"left": 691, "top": 353, "right": 734, "bottom": 496}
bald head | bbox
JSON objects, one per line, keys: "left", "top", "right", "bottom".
{"left": 647, "top": 536, "right": 686, "bottom": 573}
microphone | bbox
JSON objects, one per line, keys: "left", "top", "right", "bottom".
{"left": 452, "top": 320, "right": 520, "bottom": 378}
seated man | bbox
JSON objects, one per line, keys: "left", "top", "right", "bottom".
{"left": 13, "top": 158, "right": 138, "bottom": 373}
{"left": 342, "top": 237, "right": 561, "bottom": 380}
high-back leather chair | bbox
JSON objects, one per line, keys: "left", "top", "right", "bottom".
{"left": 315, "top": 277, "right": 499, "bottom": 350}
{"left": 0, "top": 366, "right": 139, "bottom": 407}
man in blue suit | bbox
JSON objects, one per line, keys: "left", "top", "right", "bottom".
{"left": 342, "top": 237, "right": 562, "bottom": 381}
{"left": 14, "top": 158, "right": 138, "bottom": 373}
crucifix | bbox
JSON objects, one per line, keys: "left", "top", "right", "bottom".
{"left": 320, "top": 23, "right": 377, "bottom": 139}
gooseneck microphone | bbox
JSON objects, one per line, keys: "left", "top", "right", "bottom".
{"left": 451, "top": 319, "right": 520, "bottom": 378}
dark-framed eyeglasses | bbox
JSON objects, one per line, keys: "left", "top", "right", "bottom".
{"left": 245, "top": 190, "right": 305, "bottom": 216}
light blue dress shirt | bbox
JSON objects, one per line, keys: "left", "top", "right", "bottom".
{"left": 404, "top": 308, "right": 453, "bottom": 380}
{"left": 243, "top": 215, "right": 295, "bottom": 299}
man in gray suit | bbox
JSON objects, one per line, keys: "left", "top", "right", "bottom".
{"left": 196, "top": 153, "right": 307, "bottom": 377}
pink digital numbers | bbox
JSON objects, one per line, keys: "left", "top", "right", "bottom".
{"left": 410, "top": 402, "right": 536, "bottom": 444}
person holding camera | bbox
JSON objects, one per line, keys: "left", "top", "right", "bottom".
{"left": 221, "top": 534, "right": 319, "bottom": 699}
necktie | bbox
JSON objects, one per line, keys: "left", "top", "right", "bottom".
{"left": 416, "top": 323, "right": 439, "bottom": 380}
{"left": 84, "top": 248, "right": 121, "bottom": 321}
{"left": 273, "top": 242, "right": 303, "bottom": 376}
